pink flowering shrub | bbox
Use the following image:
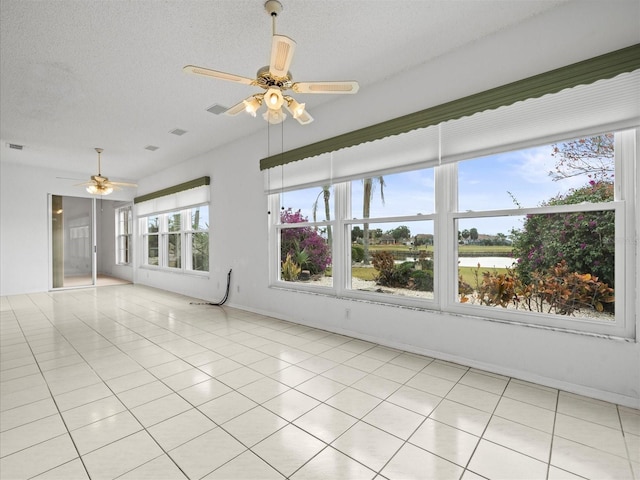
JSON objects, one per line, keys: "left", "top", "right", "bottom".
{"left": 280, "top": 208, "right": 331, "bottom": 275}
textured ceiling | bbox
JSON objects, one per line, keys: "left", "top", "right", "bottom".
{"left": 0, "top": 0, "right": 570, "bottom": 183}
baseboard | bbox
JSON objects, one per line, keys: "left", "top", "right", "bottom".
{"left": 227, "top": 301, "right": 640, "bottom": 409}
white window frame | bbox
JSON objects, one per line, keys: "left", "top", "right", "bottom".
{"left": 185, "top": 205, "right": 209, "bottom": 272}
{"left": 268, "top": 129, "right": 637, "bottom": 339}
{"left": 115, "top": 205, "right": 132, "bottom": 265}
{"left": 139, "top": 204, "right": 209, "bottom": 275}
{"left": 270, "top": 194, "right": 336, "bottom": 293}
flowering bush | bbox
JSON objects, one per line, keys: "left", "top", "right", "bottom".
{"left": 280, "top": 208, "right": 331, "bottom": 275}
{"left": 511, "top": 181, "right": 614, "bottom": 290}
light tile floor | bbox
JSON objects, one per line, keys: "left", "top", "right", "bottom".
{"left": 1, "top": 285, "right": 638, "bottom": 480}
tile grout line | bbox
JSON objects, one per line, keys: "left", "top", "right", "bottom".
{"left": 21, "top": 292, "right": 199, "bottom": 479}
{"left": 6, "top": 301, "right": 93, "bottom": 479}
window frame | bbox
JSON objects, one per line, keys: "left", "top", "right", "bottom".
{"left": 185, "top": 204, "right": 209, "bottom": 272}
{"left": 139, "top": 204, "right": 209, "bottom": 275}
{"left": 268, "top": 129, "right": 636, "bottom": 339}
{"left": 270, "top": 193, "right": 336, "bottom": 293}
{"left": 115, "top": 205, "right": 132, "bottom": 265}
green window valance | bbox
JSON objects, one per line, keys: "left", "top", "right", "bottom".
{"left": 260, "top": 43, "right": 640, "bottom": 171}
{"left": 134, "top": 176, "right": 210, "bottom": 204}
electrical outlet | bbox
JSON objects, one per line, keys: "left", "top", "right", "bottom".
{"left": 236, "top": 285, "right": 240, "bottom": 293}
{"left": 345, "top": 308, "right": 351, "bottom": 320}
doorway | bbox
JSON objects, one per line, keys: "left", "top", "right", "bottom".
{"left": 50, "top": 195, "right": 95, "bottom": 288}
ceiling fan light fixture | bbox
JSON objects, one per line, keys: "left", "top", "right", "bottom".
{"left": 243, "top": 96, "right": 263, "bottom": 117}
{"left": 286, "top": 97, "right": 305, "bottom": 118}
{"left": 86, "top": 184, "right": 113, "bottom": 196}
{"left": 263, "top": 108, "right": 287, "bottom": 124}
{"left": 265, "top": 88, "right": 285, "bottom": 110}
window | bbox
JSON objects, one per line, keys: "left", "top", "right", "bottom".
{"left": 140, "top": 205, "right": 209, "bottom": 273}
{"left": 455, "top": 137, "right": 617, "bottom": 326}
{"left": 268, "top": 129, "right": 636, "bottom": 338}
{"left": 115, "top": 205, "right": 132, "bottom": 265}
{"left": 146, "top": 215, "right": 160, "bottom": 266}
{"left": 275, "top": 186, "right": 333, "bottom": 287}
{"left": 347, "top": 169, "right": 435, "bottom": 302}
{"left": 187, "top": 205, "right": 209, "bottom": 272}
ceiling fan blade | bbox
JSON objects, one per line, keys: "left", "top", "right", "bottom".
{"left": 269, "top": 34, "right": 296, "bottom": 78}
{"left": 225, "top": 99, "right": 249, "bottom": 116}
{"left": 292, "top": 81, "right": 359, "bottom": 94}
{"left": 73, "top": 180, "right": 95, "bottom": 187}
{"left": 183, "top": 65, "right": 255, "bottom": 85}
{"left": 108, "top": 181, "right": 138, "bottom": 188}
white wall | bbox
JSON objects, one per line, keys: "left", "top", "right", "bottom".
{"left": 0, "top": 163, "right": 135, "bottom": 293}
{"left": 2, "top": 0, "right": 638, "bottom": 407}
{"left": 130, "top": 1, "right": 640, "bottom": 407}
{"left": 96, "top": 200, "right": 133, "bottom": 282}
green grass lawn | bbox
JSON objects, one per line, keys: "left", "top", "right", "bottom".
{"left": 349, "top": 264, "right": 510, "bottom": 285}
{"left": 458, "top": 245, "right": 513, "bottom": 255}
{"left": 351, "top": 267, "right": 378, "bottom": 281}
{"left": 458, "top": 266, "right": 510, "bottom": 287}
{"left": 368, "top": 244, "right": 513, "bottom": 255}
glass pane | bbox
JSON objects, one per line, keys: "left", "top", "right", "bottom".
{"left": 124, "top": 208, "right": 132, "bottom": 234}
{"left": 168, "top": 233, "right": 181, "bottom": 268}
{"left": 281, "top": 186, "right": 334, "bottom": 224}
{"left": 351, "top": 168, "right": 434, "bottom": 219}
{"left": 280, "top": 226, "right": 332, "bottom": 286}
{"left": 349, "top": 221, "right": 434, "bottom": 300}
{"left": 148, "top": 216, "right": 159, "bottom": 233}
{"left": 117, "top": 235, "right": 129, "bottom": 264}
{"left": 147, "top": 235, "right": 159, "bottom": 265}
{"left": 191, "top": 232, "right": 209, "bottom": 271}
{"left": 458, "top": 133, "right": 614, "bottom": 211}
{"left": 168, "top": 212, "right": 181, "bottom": 232}
{"left": 191, "top": 205, "right": 209, "bottom": 230}
{"left": 52, "top": 196, "right": 94, "bottom": 288}
{"left": 457, "top": 214, "right": 614, "bottom": 320}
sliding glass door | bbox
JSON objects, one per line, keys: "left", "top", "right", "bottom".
{"left": 51, "top": 195, "right": 95, "bottom": 288}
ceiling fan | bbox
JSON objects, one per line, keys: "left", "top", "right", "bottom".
{"left": 77, "top": 148, "right": 137, "bottom": 196}
{"left": 183, "top": 0, "right": 359, "bottom": 125}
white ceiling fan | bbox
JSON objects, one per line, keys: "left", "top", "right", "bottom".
{"left": 76, "top": 148, "right": 137, "bottom": 196}
{"left": 183, "top": 0, "right": 359, "bottom": 125}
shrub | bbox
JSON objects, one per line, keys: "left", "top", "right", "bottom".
{"left": 281, "top": 253, "right": 301, "bottom": 281}
{"left": 352, "top": 244, "right": 365, "bottom": 263}
{"left": 371, "top": 251, "right": 395, "bottom": 286}
{"left": 459, "top": 260, "right": 614, "bottom": 316}
{"left": 371, "top": 251, "right": 434, "bottom": 292}
{"left": 512, "top": 181, "right": 614, "bottom": 288}
{"left": 412, "top": 270, "right": 434, "bottom": 291}
{"left": 393, "top": 262, "right": 415, "bottom": 286}
{"left": 280, "top": 208, "right": 331, "bottom": 275}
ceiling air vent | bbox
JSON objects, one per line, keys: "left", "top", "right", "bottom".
{"left": 7, "top": 143, "right": 24, "bottom": 150}
{"left": 170, "top": 128, "right": 187, "bottom": 136}
{"left": 144, "top": 145, "right": 159, "bottom": 151}
{"left": 206, "top": 104, "right": 228, "bottom": 115}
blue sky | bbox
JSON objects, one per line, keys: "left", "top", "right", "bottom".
{"left": 281, "top": 143, "right": 607, "bottom": 237}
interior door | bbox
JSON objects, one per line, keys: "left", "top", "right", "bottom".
{"left": 51, "top": 195, "right": 95, "bottom": 288}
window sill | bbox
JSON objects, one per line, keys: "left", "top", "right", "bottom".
{"left": 139, "top": 265, "right": 209, "bottom": 279}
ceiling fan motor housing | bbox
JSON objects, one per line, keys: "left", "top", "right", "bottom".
{"left": 264, "top": 0, "right": 283, "bottom": 17}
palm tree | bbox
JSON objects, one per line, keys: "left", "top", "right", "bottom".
{"left": 362, "top": 176, "right": 385, "bottom": 264}
{"left": 312, "top": 185, "right": 332, "bottom": 245}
